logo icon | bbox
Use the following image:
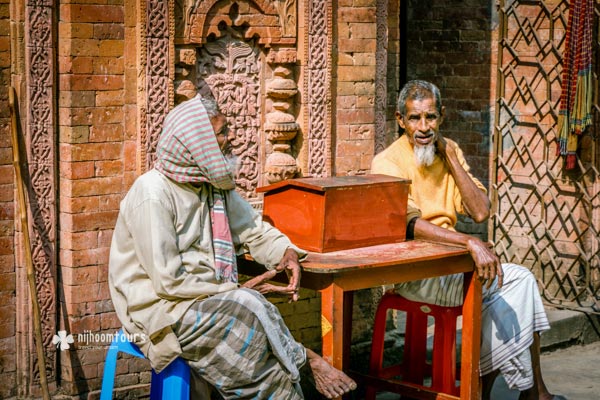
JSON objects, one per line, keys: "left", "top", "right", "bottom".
{"left": 52, "top": 330, "right": 74, "bottom": 351}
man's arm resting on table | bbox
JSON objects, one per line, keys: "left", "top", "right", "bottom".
{"left": 241, "top": 248, "right": 302, "bottom": 302}
{"left": 410, "top": 217, "right": 503, "bottom": 289}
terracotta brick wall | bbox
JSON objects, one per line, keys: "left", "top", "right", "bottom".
{"left": 404, "top": 0, "right": 494, "bottom": 187}
{"left": 404, "top": 0, "right": 494, "bottom": 237}
{"left": 2, "top": 0, "right": 500, "bottom": 397}
{"left": 57, "top": 2, "right": 136, "bottom": 396}
{"left": 0, "top": 0, "right": 16, "bottom": 396}
{"left": 335, "top": 0, "right": 378, "bottom": 175}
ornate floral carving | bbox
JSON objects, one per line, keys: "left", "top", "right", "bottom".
{"left": 23, "top": 0, "right": 57, "bottom": 388}
{"left": 306, "top": 0, "right": 332, "bottom": 177}
{"left": 197, "top": 33, "right": 263, "bottom": 203}
{"left": 145, "top": 0, "right": 173, "bottom": 169}
{"left": 184, "top": 0, "right": 294, "bottom": 46}
{"left": 374, "top": 0, "right": 388, "bottom": 155}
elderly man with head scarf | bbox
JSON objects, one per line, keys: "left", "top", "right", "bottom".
{"left": 109, "top": 95, "right": 357, "bottom": 399}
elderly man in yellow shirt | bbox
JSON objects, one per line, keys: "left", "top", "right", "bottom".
{"left": 372, "top": 80, "right": 565, "bottom": 400}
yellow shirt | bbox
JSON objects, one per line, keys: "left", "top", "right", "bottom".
{"left": 371, "top": 135, "right": 486, "bottom": 229}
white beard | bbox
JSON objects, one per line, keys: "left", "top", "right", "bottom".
{"left": 414, "top": 143, "right": 436, "bottom": 168}
{"left": 224, "top": 153, "right": 239, "bottom": 176}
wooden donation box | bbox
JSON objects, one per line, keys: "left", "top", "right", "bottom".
{"left": 257, "top": 174, "right": 411, "bottom": 252}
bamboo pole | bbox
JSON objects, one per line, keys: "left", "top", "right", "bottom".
{"left": 9, "top": 86, "right": 51, "bottom": 400}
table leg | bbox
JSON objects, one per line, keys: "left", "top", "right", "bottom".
{"left": 460, "top": 270, "right": 482, "bottom": 399}
{"left": 320, "top": 283, "right": 346, "bottom": 370}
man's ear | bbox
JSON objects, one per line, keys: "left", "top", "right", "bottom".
{"left": 395, "top": 111, "right": 406, "bottom": 130}
{"left": 439, "top": 106, "right": 446, "bottom": 125}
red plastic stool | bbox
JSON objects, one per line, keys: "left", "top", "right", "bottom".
{"left": 366, "top": 291, "right": 462, "bottom": 399}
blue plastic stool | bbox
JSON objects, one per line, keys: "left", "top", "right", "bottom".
{"left": 100, "top": 329, "right": 190, "bottom": 400}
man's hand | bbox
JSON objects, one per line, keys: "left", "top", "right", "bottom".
{"left": 240, "top": 248, "right": 302, "bottom": 302}
{"left": 435, "top": 133, "right": 458, "bottom": 162}
{"left": 465, "top": 238, "right": 503, "bottom": 289}
{"left": 276, "top": 247, "right": 302, "bottom": 302}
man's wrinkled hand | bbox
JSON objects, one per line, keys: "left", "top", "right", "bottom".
{"left": 276, "top": 247, "right": 302, "bottom": 302}
{"left": 241, "top": 248, "right": 302, "bottom": 301}
{"left": 466, "top": 238, "right": 503, "bottom": 289}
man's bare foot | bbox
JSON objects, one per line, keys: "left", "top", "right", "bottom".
{"left": 306, "top": 348, "right": 357, "bottom": 399}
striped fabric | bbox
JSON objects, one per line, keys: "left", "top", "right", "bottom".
{"left": 173, "top": 288, "right": 306, "bottom": 399}
{"left": 394, "top": 263, "right": 550, "bottom": 390}
{"left": 155, "top": 95, "right": 235, "bottom": 189}
{"left": 155, "top": 95, "right": 238, "bottom": 283}
{"left": 557, "top": 0, "right": 593, "bottom": 169}
{"left": 208, "top": 189, "right": 237, "bottom": 283}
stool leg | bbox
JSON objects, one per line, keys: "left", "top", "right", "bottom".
{"left": 366, "top": 295, "right": 393, "bottom": 400}
{"left": 100, "top": 344, "right": 119, "bottom": 400}
{"left": 161, "top": 358, "right": 190, "bottom": 400}
{"left": 403, "top": 310, "right": 428, "bottom": 385}
{"left": 431, "top": 310, "right": 459, "bottom": 395}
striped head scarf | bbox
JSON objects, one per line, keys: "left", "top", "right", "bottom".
{"left": 155, "top": 95, "right": 238, "bottom": 283}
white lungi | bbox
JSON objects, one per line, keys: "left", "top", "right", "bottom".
{"left": 395, "top": 263, "right": 550, "bottom": 390}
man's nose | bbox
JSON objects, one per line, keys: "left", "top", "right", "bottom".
{"left": 227, "top": 128, "right": 235, "bottom": 142}
{"left": 416, "top": 116, "right": 428, "bottom": 131}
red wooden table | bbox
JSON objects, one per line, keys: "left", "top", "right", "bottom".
{"left": 239, "top": 240, "right": 482, "bottom": 400}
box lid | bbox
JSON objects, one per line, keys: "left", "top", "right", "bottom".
{"left": 257, "top": 174, "right": 411, "bottom": 193}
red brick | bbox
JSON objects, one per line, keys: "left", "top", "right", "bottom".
{"left": 0, "top": 184, "right": 14, "bottom": 202}
{"left": 59, "top": 231, "right": 98, "bottom": 251}
{"left": 69, "top": 314, "right": 101, "bottom": 334}
{"left": 0, "top": 203, "right": 14, "bottom": 220}
{"left": 0, "top": 220, "right": 13, "bottom": 237}
{"left": 98, "top": 40, "right": 124, "bottom": 57}
{"left": 94, "top": 160, "right": 123, "bottom": 177}
{"left": 60, "top": 5, "right": 124, "bottom": 24}
{"left": 99, "top": 194, "right": 122, "bottom": 211}
{"left": 59, "top": 125, "right": 90, "bottom": 144}
{"left": 59, "top": 22, "right": 94, "bottom": 40}
{"left": 337, "top": 108, "right": 374, "bottom": 125}
{"left": 97, "top": 230, "right": 113, "bottom": 249}
{"left": 60, "top": 74, "right": 124, "bottom": 91}
{"left": 89, "top": 124, "right": 123, "bottom": 142}
{"left": 95, "top": 89, "right": 125, "bottom": 107}
{"left": 62, "top": 142, "right": 122, "bottom": 162}
{"left": 123, "top": 141, "right": 137, "bottom": 170}
{"left": 348, "top": 22, "right": 377, "bottom": 39}
{"left": 0, "top": 255, "right": 14, "bottom": 274}
{"left": 123, "top": 105, "right": 137, "bottom": 139}
{"left": 0, "top": 165, "right": 11, "bottom": 184}
{"left": 61, "top": 265, "right": 98, "bottom": 285}
{"left": 338, "top": 95, "right": 357, "bottom": 109}
{"left": 93, "top": 23, "right": 125, "bottom": 40}
{"left": 59, "top": 91, "right": 96, "bottom": 108}
{"left": 0, "top": 319, "right": 15, "bottom": 340}
{"left": 61, "top": 39, "right": 100, "bottom": 57}
{"left": 60, "top": 211, "right": 118, "bottom": 232}
{"left": 338, "top": 38, "right": 376, "bottom": 53}
{"left": 67, "top": 176, "right": 123, "bottom": 197}
{"left": 59, "top": 161, "right": 95, "bottom": 180}
{"left": 93, "top": 53, "right": 125, "bottom": 75}
{"left": 0, "top": 272, "right": 15, "bottom": 291}
{"left": 339, "top": 7, "right": 376, "bottom": 23}
{"left": 338, "top": 65, "right": 376, "bottom": 82}
{"left": 0, "top": 237, "right": 13, "bottom": 255}
{"left": 63, "top": 283, "right": 102, "bottom": 304}
{"left": 59, "top": 196, "right": 100, "bottom": 214}
{"left": 62, "top": 106, "right": 124, "bottom": 126}
{"left": 97, "top": 264, "right": 109, "bottom": 284}
{"left": 100, "top": 312, "right": 121, "bottom": 330}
